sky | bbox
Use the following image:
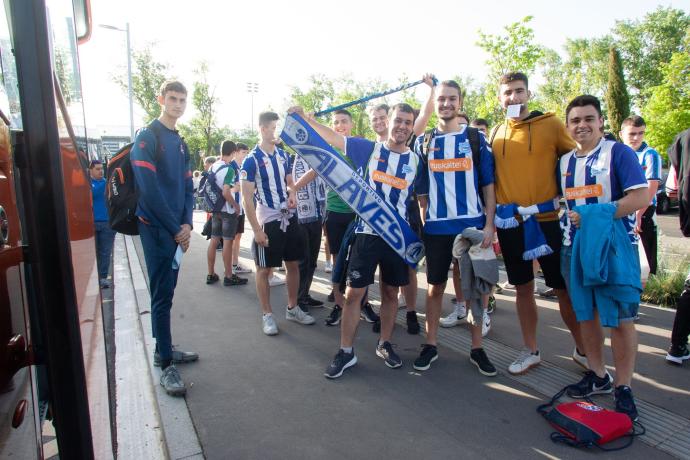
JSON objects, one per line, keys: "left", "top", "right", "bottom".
{"left": 78, "top": 0, "right": 689, "bottom": 137}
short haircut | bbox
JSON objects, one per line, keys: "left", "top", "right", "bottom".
{"left": 499, "top": 72, "right": 529, "bottom": 88}
{"left": 471, "top": 118, "right": 489, "bottom": 128}
{"left": 236, "top": 142, "right": 249, "bottom": 151}
{"left": 334, "top": 109, "right": 353, "bottom": 120}
{"left": 440, "top": 80, "right": 463, "bottom": 98}
{"left": 390, "top": 103, "right": 415, "bottom": 116}
{"left": 258, "top": 111, "right": 279, "bottom": 127}
{"left": 370, "top": 103, "right": 389, "bottom": 115}
{"left": 457, "top": 112, "right": 470, "bottom": 124}
{"left": 159, "top": 80, "right": 187, "bottom": 97}
{"left": 565, "top": 95, "right": 603, "bottom": 120}
{"left": 89, "top": 159, "right": 102, "bottom": 169}
{"left": 221, "top": 140, "right": 237, "bottom": 156}
{"left": 621, "top": 115, "right": 646, "bottom": 129}
{"left": 204, "top": 156, "right": 216, "bottom": 165}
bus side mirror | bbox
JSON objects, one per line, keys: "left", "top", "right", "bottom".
{"left": 72, "top": 0, "right": 92, "bottom": 44}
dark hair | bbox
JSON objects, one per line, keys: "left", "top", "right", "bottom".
{"left": 621, "top": 115, "right": 646, "bottom": 129}
{"left": 457, "top": 112, "right": 470, "bottom": 124}
{"left": 204, "top": 156, "right": 216, "bottom": 165}
{"left": 471, "top": 118, "right": 489, "bottom": 128}
{"left": 258, "top": 111, "right": 279, "bottom": 127}
{"left": 565, "top": 95, "right": 602, "bottom": 120}
{"left": 390, "top": 103, "right": 415, "bottom": 116}
{"left": 371, "top": 103, "right": 390, "bottom": 115}
{"left": 440, "top": 80, "right": 463, "bottom": 98}
{"left": 89, "top": 159, "right": 102, "bottom": 169}
{"left": 236, "top": 142, "right": 249, "bottom": 151}
{"left": 334, "top": 109, "right": 353, "bottom": 120}
{"left": 499, "top": 72, "right": 529, "bottom": 88}
{"left": 221, "top": 140, "right": 237, "bottom": 156}
{"left": 159, "top": 80, "right": 187, "bottom": 97}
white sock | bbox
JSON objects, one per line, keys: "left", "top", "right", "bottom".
{"left": 341, "top": 347, "right": 353, "bottom": 354}
{"left": 263, "top": 313, "right": 272, "bottom": 318}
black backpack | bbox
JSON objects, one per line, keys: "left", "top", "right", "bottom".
{"left": 197, "top": 163, "right": 229, "bottom": 212}
{"left": 106, "top": 123, "right": 163, "bottom": 235}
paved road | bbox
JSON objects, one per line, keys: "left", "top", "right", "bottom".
{"left": 136, "top": 211, "right": 690, "bottom": 459}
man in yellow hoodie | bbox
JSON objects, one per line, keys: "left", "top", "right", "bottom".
{"left": 490, "top": 72, "right": 585, "bottom": 375}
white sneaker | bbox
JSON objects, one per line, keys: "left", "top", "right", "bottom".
{"left": 499, "top": 281, "right": 515, "bottom": 290}
{"left": 286, "top": 306, "right": 315, "bottom": 325}
{"left": 262, "top": 314, "right": 278, "bottom": 335}
{"left": 572, "top": 348, "right": 588, "bottom": 370}
{"left": 268, "top": 275, "right": 285, "bottom": 287}
{"left": 277, "top": 264, "right": 286, "bottom": 272}
{"left": 324, "top": 261, "right": 333, "bottom": 273}
{"left": 481, "top": 310, "right": 491, "bottom": 337}
{"left": 439, "top": 304, "right": 467, "bottom": 328}
{"left": 508, "top": 349, "right": 541, "bottom": 375}
{"left": 233, "top": 263, "right": 252, "bottom": 274}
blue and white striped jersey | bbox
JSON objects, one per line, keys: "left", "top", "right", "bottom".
{"left": 240, "top": 145, "right": 291, "bottom": 210}
{"left": 635, "top": 142, "right": 662, "bottom": 206}
{"left": 344, "top": 137, "right": 423, "bottom": 236}
{"left": 559, "top": 138, "right": 647, "bottom": 246}
{"left": 414, "top": 127, "right": 495, "bottom": 235}
{"left": 229, "top": 159, "right": 243, "bottom": 215}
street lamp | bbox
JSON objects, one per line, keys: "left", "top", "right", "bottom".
{"left": 99, "top": 23, "right": 134, "bottom": 141}
{"left": 246, "top": 82, "right": 259, "bottom": 133}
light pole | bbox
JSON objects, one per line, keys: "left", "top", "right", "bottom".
{"left": 246, "top": 82, "right": 259, "bottom": 133}
{"left": 99, "top": 23, "right": 135, "bottom": 141}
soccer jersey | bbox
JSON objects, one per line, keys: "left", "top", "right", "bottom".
{"left": 210, "top": 159, "right": 236, "bottom": 215}
{"left": 635, "top": 142, "right": 662, "bottom": 206}
{"left": 240, "top": 145, "right": 291, "bottom": 210}
{"left": 559, "top": 138, "right": 647, "bottom": 246}
{"left": 344, "top": 137, "right": 423, "bottom": 236}
{"left": 414, "top": 127, "right": 495, "bottom": 235}
{"left": 229, "top": 159, "right": 243, "bottom": 215}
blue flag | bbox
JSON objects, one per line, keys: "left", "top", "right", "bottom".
{"left": 281, "top": 113, "right": 424, "bottom": 268}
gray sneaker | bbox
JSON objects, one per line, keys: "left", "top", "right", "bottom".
{"left": 286, "top": 306, "right": 315, "bottom": 325}
{"left": 160, "top": 365, "right": 186, "bottom": 396}
{"left": 153, "top": 347, "right": 199, "bottom": 367}
{"left": 262, "top": 314, "right": 279, "bottom": 335}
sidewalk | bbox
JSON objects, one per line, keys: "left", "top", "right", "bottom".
{"left": 115, "top": 210, "right": 689, "bottom": 459}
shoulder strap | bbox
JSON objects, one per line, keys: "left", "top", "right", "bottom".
{"left": 146, "top": 122, "right": 164, "bottom": 163}
{"left": 467, "top": 126, "right": 481, "bottom": 170}
{"left": 489, "top": 122, "right": 503, "bottom": 146}
{"left": 421, "top": 128, "right": 436, "bottom": 157}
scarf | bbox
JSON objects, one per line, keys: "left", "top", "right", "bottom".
{"left": 495, "top": 198, "right": 559, "bottom": 260}
{"left": 292, "top": 154, "right": 324, "bottom": 224}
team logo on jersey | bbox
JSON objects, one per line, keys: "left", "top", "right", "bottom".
{"left": 565, "top": 184, "right": 603, "bottom": 200}
{"left": 429, "top": 158, "right": 472, "bottom": 172}
{"left": 372, "top": 170, "right": 408, "bottom": 190}
{"left": 402, "top": 164, "right": 415, "bottom": 174}
{"left": 458, "top": 142, "right": 471, "bottom": 155}
{"left": 590, "top": 166, "right": 609, "bottom": 176}
{"left": 240, "top": 170, "right": 248, "bottom": 180}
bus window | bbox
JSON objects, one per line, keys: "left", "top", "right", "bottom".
{"left": 0, "top": 4, "right": 22, "bottom": 129}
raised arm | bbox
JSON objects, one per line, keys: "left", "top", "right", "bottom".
{"left": 413, "top": 73, "right": 436, "bottom": 137}
{"left": 288, "top": 106, "right": 345, "bottom": 151}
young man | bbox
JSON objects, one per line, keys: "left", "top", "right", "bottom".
{"left": 206, "top": 140, "right": 247, "bottom": 287}
{"left": 240, "top": 111, "right": 315, "bottom": 335}
{"left": 559, "top": 95, "right": 648, "bottom": 421}
{"left": 131, "top": 80, "right": 198, "bottom": 396}
{"left": 292, "top": 103, "right": 423, "bottom": 378}
{"left": 414, "top": 80, "right": 498, "bottom": 376}
{"left": 89, "top": 160, "right": 115, "bottom": 288}
{"left": 620, "top": 116, "right": 662, "bottom": 275}
{"left": 230, "top": 143, "right": 252, "bottom": 274}
{"left": 490, "top": 72, "right": 585, "bottom": 375}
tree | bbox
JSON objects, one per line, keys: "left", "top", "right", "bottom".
{"left": 604, "top": 47, "right": 630, "bottom": 139}
{"left": 114, "top": 46, "right": 169, "bottom": 123}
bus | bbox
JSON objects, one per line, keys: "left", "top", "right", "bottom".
{"left": 0, "top": 0, "right": 114, "bottom": 458}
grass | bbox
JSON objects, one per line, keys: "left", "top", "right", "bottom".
{"left": 641, "top": 257, "right": 689, "bottom": 308}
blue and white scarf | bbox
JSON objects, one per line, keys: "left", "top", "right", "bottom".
{"left": 495, "top": 198, "right": 559, "bottom": 260}
{"left": 281, "top": 113, "right": 424, "bottom": 268}
{"left": 292, "top": 155, "right": 325, "bottom": 224}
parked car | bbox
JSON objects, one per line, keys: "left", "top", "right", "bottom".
{"left": 658, "top": 168, "right": 679, "bottom": 214}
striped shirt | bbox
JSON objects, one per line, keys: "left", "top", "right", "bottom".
{"left": 210, "top": 159, "right": 236, "bottom": 215}
{"left": 414, "top": 127, "right": 495, "bottom": 235}
{"left": 635, "top": 142, "right": 662, "bottom": 206}
{"left": 559, "top": 138, "right": 647, "bottom": 246}
{"left": 344, "top": 137, "right": 423, "bottom": 235}
{"left": 240, "top": 145, "right": 291, "bottom": 210}
{"left": 229, "top": 159, "right": 243, "bottom": 215}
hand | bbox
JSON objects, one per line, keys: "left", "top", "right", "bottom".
{"left": 481, "top": 224, "right": 494, "bottom": 249}
{"left": 254, "top": 229, "right": 269, "bottom": 247}
{"left": 175, "top": 224, "right": 191, "bottom": 245}
{"left": 635, "top": 211, "right": 643, "bottom": 233}
{"left": 287, "top": 194, "right": 297, "bottom": 209}
{"left": 180, "top": 239, "right": 190, "bottom": 252}
{"left": 568, "top": 211, "right": 581, "bottom": 228}
{"left": 287, "top": 106, "right": 304, "bottom": 115}
{"left": 232, "top": 202, "right": 240, "bottom": 215}
{"left": 422, "top": 73, "right": 436, "bottom": 87}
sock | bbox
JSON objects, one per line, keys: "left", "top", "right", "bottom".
{"left": 378, "top": 339, "right": 385, "bottom": 347}
{"left": 471, "top": 347, "right": 483, "bottom": 353}
{"left": 263, "top": 313, "right": 272, "bottom": 318}
{"left": 457, "top": 301, "right": 466, "bottom": 307}
{"left": 576, "top": 348, "right": 585, "bottom": 357}
{"left": 341, "top": 347, "right": 353, "bottom": 354}
{"left": 532, "top": 350, "right": 539, "bottom": 356}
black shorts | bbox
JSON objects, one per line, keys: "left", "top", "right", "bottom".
{"left": 346, "top": 234, "right": 408, "bottom": 288}
{"left": 423, "top": 234, "right": 457, "bottom": 285}
{"left": 496, "top": 219, "right": 565, "bottom": 289}
{"left": 325, "top": 211, "right": 356, "bottom": 255}
{"left": 252, "top": 216, "right": 304, "bottom": 268}
{"left": 236, "top": 214, "right": 245, "bottom": 234}
{"left": 211, "top": 212, "right": 238, "bottom": 240}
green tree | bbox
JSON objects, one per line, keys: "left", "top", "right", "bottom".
{"left": 114, "top": 46, "right": 169, "bottom": 123}
{"left": 604, "top": 46, "right": 630, "bottom": 139}
{"left": 642, "top": 32, "right": 690, "bottom": 157}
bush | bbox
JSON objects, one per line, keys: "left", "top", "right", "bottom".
{"left": 642, "top": 257, "right": 689, "bottom": 307}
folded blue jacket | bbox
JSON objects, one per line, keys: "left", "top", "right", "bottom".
{"left": 570, "top": 203, "right": 641, "bottom": 327}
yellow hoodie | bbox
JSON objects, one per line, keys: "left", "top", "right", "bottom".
{"left": 491, "top": 112, "right": 576, "bottom": 221}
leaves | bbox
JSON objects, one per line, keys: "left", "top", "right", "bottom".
{"left": 604, "top": 47, "right": 630, "bottom": 140}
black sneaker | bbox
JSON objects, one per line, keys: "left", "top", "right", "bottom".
{"left": 224, "top": 274, "right": 248, "bottom": 286}
{"left": 206, "top": 273, "right": 219, "bottom": 284}
{"left": 413, "top": 344, "right": 438, "bottom": 371}
{"left": 327, "top": 290, "right": 335, "bottom": 302}
{"left": 372, "top": 319, "right": 381, "bottom": 333}
{"left": 566, "top": 370, "right": 613, "bottom": 398}
{"left": 614, "top": 385, "right": 639, "bottom": 422}
{"left": 160, "top": 365, "right": 186, "bottom": 396}
{"left": 304, "top": 296, "right": 324, "bottom": 307}
{"left": 470, "top": 348, "right": 497, "bottom": 376}
{"left": 325, "top": 305, "right": 342, "bottom": 326}
{"left": 324, "top": 349, "right": 357, "bottom": 379}
{"left": 376, "top": 341, "right": 402, "bottom": 368}
{"left": 666, "top": 344, "right": 690, "bottom": 365}
{"left": 487, "top": 295, "right": 496, "bottom": 315}
{"left": 406, "top": 311, "right": 420, "bottom": 335}
{"left": 360, "top": 303, "right": 379, "bottom": 323}
{"left": 154, "top": 347, "right": 200, "bottom": 367}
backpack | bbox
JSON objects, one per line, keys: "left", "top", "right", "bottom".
{"left": 106, "top": 123, "right": 164, "bottom": 235}
{"left": 198, "top": 163, "right": 229, "bottom": 212}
